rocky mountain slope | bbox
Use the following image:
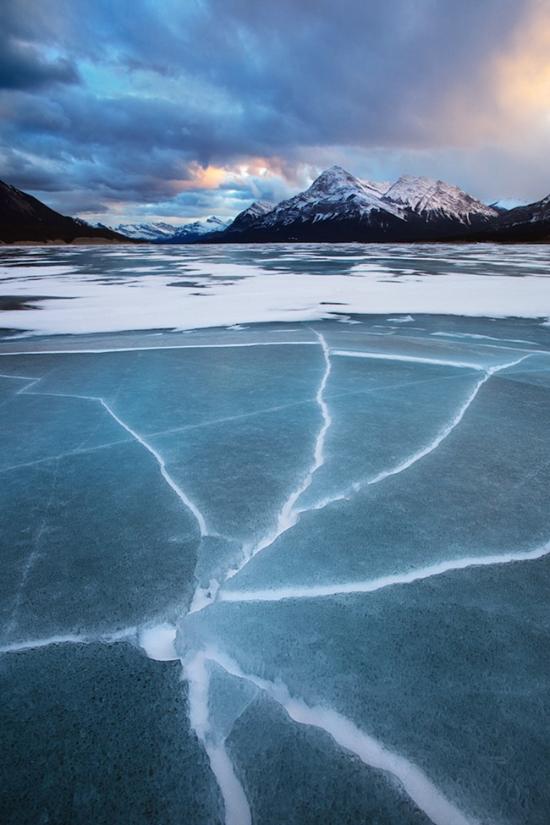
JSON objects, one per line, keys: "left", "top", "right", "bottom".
{"left": 229, "top": 201, "right": 275, "bottom": 232}
{"left": 462, "top": 195, "right": 550, "bottom": 242}
{"left": 0, "top": 180, "right": 132, "bottom": 244}
{"left": 210, "top": 166, "right": 504, "bottom": 243}
{"left": 383, "top": 175, "right": 498, "bottom": 224}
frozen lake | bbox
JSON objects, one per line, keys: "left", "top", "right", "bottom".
{"left": 1, "top": 244, "right": 550, "bottom": 825}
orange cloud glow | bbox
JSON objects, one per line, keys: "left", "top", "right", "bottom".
{"left": 494, "top": 1, "right": 550, "bottom": 123}
{"left": 435, "top": 1, "right": 550, "bottom": 147}
{"left": 175, "top": 163, "right": 226, "bottom": 191}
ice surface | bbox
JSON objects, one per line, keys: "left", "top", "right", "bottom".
{"left": 0, "top": 438, "right": 199, "bottom": 644}
{"left": 226, "top": 691, "right": 433, "bottom": 825}
{"left": 183, "top": 555, "right": 550, "bottom": 824}
{"left": 0, "top": 642, "right": 222, "bottom": 824}
{"left": 1, "top": 246, "right": 550, "bottom": 825}
{"left": 222, "top": 359, "right": 550, "bottom": 596}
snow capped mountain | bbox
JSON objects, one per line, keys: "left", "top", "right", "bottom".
{"left": 93, "top": 165, "right": 549, "bottom": 246}
{"left": 503, "top": 194, "right": 550, "bottom": 225}
{"left": 169, "top": 215, "right": 229, "bottom": 241}
{"left": 228, "top": 200, "right": 275, "bottom": 231}
{"left": 217, "top": 166, "right": 502, "bottom": 241}
{"left": 112, "top": 222, "right": 178, "bottom": 241}
{"left": 105, "top": 216, "right": 229, "bottom": 242}
{"left": 383, "top": 175, "right": 498, "bottom": 224}
{"left": 217, "top": 165, "right": 501, "bottom": 242}
{"left": 249, "top": 165, "right": 404, "bottom": 234}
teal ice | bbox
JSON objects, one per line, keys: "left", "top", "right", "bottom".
{"left": 1, "top": 304, "right": 550, "bottom": 824}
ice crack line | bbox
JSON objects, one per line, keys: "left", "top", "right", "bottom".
{"left": 0, "top": 371, "right": 42, "bottom": 409}
{"left": 219, "top": 331, "right": 332, "bottom": 588}
{"left": 220, "top": 539, "right": 550, "bottom": 604}
{"left": 183, "top": 331, "right": 334, "bottom": 819}
{"left": 0, "top": 626, "right": 138, "bottom": 656}
{"left": 199, "top": 647, "right": 477, "bottom": 825}
{"left": 303, "top": 354, "right": 531, "bottom": 514}
{"left": 24, "top": 388, "right": 209, "bottom": 537}
{"left": 97, "top": 398, "right": 208, "bottom": 536}
{"left": 184, "top": 652, "right": 251, "bottom": 825}
{"left": 0, "top": 341, "right": 318, "bottom": 356}
{"left": 5, "top": 458, "right": 61, "bottom": 636}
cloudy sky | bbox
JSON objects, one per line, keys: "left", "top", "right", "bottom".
{"left": 2, "top": 0, "right": 550, "bottom": 224}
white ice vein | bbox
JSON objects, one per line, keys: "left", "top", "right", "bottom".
{"left": 22, "top": 387, "right": 209, "bottom": 537}
{"left": 0, "top": 626, "right": 137, "bottom": 655}
{"left": 97, "top": 398, "right": 208, "bottom": 536}
{"left": 220, "top": 539, "right": 550, "bottom": 603}
{"left": 5, "top": 458, "right": 61, "bottom": 635}
{"left": 199, "top": 648, "right": 477, "bottom": 825}
{"left": 184, "top": 652, "right": 251, "bottom": 825}
{"left": 304, "top": 354, "right": 530, "bottom": 513}
{"left": 217, "top": 331, "right": 332, "bottom": 590}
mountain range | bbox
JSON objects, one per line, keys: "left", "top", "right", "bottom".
{"left": 98, "top": 216, "right": 230, "bottom": 242}
{"left": 204, "top": 166, "right": 550, "bottom": 244}
{"left": 1, "top": 167, "right": 549, "bottom": 244}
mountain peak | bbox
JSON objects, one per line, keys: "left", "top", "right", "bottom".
{"left": 307, "top": 165, "right": 362, "bottom": 195}
{"left": 384, "top": 175, "right": 498, "bottom": 221}
{"left": 228, "top": 200, "right": 275, "bottom": 231}
{"left": 249, "top": 200, "right": 275, "bottom": 211}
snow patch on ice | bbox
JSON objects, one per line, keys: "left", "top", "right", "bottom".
{"left": 2, "top": 248, "right": 550, "bottom": 335}
{"left": 138, "top": 623, "right": 178, "bottom": 661}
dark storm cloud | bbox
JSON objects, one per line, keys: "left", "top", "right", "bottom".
{"left": 0, "top": 0, "right": 544, "bottom": 217}
{"left": 0, "top": 2, "right": 79, "bottom": 90}
{"left": 0, "top": 38, "right": 78, "bottom": 90}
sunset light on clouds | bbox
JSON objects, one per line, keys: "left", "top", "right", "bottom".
{"left": 1, "top": 0, "right": 549, "bottom": 222}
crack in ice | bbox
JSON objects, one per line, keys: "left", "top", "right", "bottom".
{"left": 97, "top": 398, "right": 209, "bottom": 536}
{"left": 219, "top": 539, "right": 550, "bottom": 603}
{"left": 0, "top": 371, "right": 43, "bottom": 408}
{"left": 217, "top": 331, "right": 332, "bottom": 590}
{"left": 0, "top": 437, "right": 134, "bottom": 475}
{"left": 197, "top": 647, "right": 477, "bottom": 825}
{"left": 5, "top": 458, "right": 61, "bottom": 636}
{"left": 332, "top": 349, "right": 483, "bottom": 370}
{"left": 303, "top": 354, "right": 531, "bottom": 514}
{"left": 0, "top": 626, "right": 138, "bottom": 655}
{"left": 23, "top": 386, "right": 209, "bottom": 537}
{"left": 182, "top": 333, "right": 334, "bottom": 822}
{"left": 0, "top": 341, "right": 318, "bottom": 356}
{"left": 184, "top": 652, "right": 251, "bottom": 825}
{"left": 0, "top": 372, "right": 40, "bottom": 381}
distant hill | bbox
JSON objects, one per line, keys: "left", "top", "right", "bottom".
{"left": 455, "top": 195, "right": 550, "bottom": 243}
{"left": 0, "top": 180, "right": 133, "bottom": 244}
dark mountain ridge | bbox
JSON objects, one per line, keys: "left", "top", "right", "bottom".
{"left": 0, "top": 180, "right": 133, "bottom": 244}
